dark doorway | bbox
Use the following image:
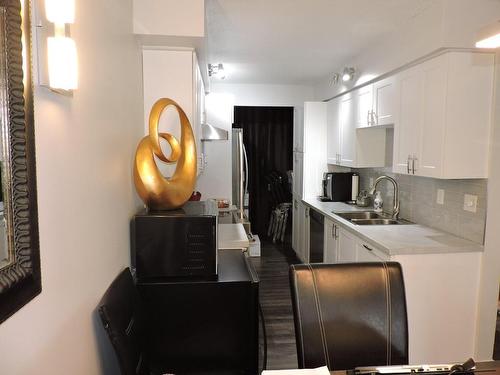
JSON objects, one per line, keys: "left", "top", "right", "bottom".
{"left": 233, "top": 106, "right": 293, "bottom": 238}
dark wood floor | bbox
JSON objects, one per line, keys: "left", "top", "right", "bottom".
{"left": 250, "top": 237, "right": 302, "bottom": 371}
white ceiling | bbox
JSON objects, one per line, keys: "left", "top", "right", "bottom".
{"left": 206, "top": 0, "right": 437, "bottom": 85}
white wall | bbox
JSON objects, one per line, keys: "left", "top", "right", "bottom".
{"left": 314, "top": 0, "right": 500, "bottom": 101}
{"left": 197, "top": 83, "right": 314, "bottom": 201}
{"left": 0, "top": 1, "right": 143, "bottom": 374}
{"left": 133, "top": 0, "right": 204, "bottom": 37}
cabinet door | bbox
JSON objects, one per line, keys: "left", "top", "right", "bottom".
{"left": 393, "top": 66, "right": 422, "bottom": 175}
{"left": 416, "top": 56, "right": 447, "bottom": 178}
{"left": 355, "top": 84, "right": 374, "bottom": 128}
{"left": 293, "top": 151, "right": 303, "bottom": 197}
{"left": 373, "top": 76, "right": 396, "bottom": 126}
{"left": 337, "top": 228, "right": 357, "bottom": 262}
{"left": 327, "top": 98, "right": 340, "bottom": 164}
{"left": 292, "top": 197, "right": 299, "bottom": 253}
{"left": 339, "top": 94, "right": 356, "bottom": 167}
{"left": 356, "top": 241, "right": 389, "bottom": 262}
{"left": 293, "top": 106, "right": 304, "bottom": 152}
{"left": 301, "top": 206, "right": 310, "bottom": 263}
{"left": 323, "top": 219, "right": 338, "bottom": 263}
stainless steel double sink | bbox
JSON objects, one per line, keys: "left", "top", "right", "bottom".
{"left": 334, "top": 211, "right": 412, "bottom": 226}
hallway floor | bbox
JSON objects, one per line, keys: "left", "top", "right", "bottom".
{"left": 250, "top": 238, "right": 301, "bottom": 371}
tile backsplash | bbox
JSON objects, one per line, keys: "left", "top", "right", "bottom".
{"left": 353, "top": 167, "right": 487, "bottom": 245}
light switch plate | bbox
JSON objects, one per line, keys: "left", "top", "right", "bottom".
{"left": 463, "top": 194, "right": 478, "bottom": 213}
{"left": 436, "top": 189, "right": 445, "bottom": 205}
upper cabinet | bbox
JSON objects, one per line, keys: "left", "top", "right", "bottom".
{"left": 327, "top": 91, "right": 387, "bottom": 168}
{"left": 142, "top": 48, "right": 206, "bottom": 176}
{"left": 293, "top": 106, "right": 305, "bottom": 152}
{"left": 373, "top": 76, "right": 397, "bottom": 126}
{"left": 326, "top": 98, "right": 340, "bottom": 164}
{"left": 327, "top": 50, "right": 494, "bottom": 179}
{"left": 394, "top": 52, "right": 494, "bottom": 179}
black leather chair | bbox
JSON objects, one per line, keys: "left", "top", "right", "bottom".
{"left": 98, "top": 268, "right": 160, "bottom": 375}
{"left": 289, "top": 262, "right": 408, "bottom": 370}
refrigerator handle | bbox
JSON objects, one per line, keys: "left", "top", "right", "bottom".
{"left": 242, "top": 143, "right": 249, "bottom": 195}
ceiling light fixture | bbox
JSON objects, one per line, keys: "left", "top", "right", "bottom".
{"left": 476, "top": 20, "right": 500, "bottom": 48}
{"left": 208, "top": 63, "right": 226, "bottom": 79}
{"left": 342, "top": 67, "right": 356, "bottom": 82}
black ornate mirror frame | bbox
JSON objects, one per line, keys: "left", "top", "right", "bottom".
{"left": 0, "top": 0, "right": 41, "bottom": 324}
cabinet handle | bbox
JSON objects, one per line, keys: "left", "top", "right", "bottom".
{"left": 412, "top": 155, "right": 418, "bottom": 174}
{"left": 332, "top": 225, "right": 335, "bottom": 238}
{"left": 407, "top": 155, "right": 411, "bottom": 174}
{"left": 305, "top": 208, "right": 309, "bottom": 218}
{"left": 373, "top": 111, "right": 378, "bottom": 125}
{"left": 363, "top": 244, "right": 373, "bottom": 251}
{"left": 367, "top": 110, "right": 370, "bottom": 126}
{"left": 335, "top": 225, "right": 339, "bottom": 239}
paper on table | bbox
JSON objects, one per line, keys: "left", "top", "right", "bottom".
{"left": 262, "top": 366, "right": 330, "bottom": 375}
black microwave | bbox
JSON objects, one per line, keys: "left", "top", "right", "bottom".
{"left": 132, "top": 201, "right": 218, "bottom": 281}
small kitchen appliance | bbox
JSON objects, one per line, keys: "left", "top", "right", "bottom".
{"left": 322, "top": 172, "right": 359, "bottom": 202}
{"left": 132, "top": 200, "right": 218, "bottom": 281}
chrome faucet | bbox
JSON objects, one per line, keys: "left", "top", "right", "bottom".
{"left": 369, "top": 175, "right": 400, "bottom": 219}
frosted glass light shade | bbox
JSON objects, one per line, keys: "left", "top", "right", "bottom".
{"left": 48, "top": 36, "right": 78, "bottom": 90}
{"left": 45, "top": 0, "right": 75, "bottom": 24}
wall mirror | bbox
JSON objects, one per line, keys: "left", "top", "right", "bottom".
{"left": 0, "top": 0, "right": 40, "bottom": 324}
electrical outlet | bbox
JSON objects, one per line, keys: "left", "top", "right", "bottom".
{"left": 463, "top": 194, "right": 478, "bottom": 213}
{"left": 436, "top": 189, "right": 445, "bottom": 205}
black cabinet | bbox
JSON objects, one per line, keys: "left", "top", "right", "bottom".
{"left": 137, "top": 250, "right": 259, "bottom": 374}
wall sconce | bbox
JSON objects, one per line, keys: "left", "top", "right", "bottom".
{"left": 40, "top": 0, "right": 78, "bottom": 93}
{"left": 342, "top": 67, "right": 356, "bottom": 82}
{"left": 208, "top": 63, "right": 226, "bottom": 80}
{"left": 476, "top": 20, "right": 500, "bottom": 49}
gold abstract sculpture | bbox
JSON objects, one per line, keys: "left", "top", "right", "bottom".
{"left": 134, "top": 98, "right": 197, "bottom": 210}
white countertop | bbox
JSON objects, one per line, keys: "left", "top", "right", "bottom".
{"left": 302, "top": 197, "right": 483, "bottom": 256}
{"left": 218, "top": 223, "right": 250, "bottom": 249}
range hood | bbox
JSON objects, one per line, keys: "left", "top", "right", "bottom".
{"left": 201, "top": 123, "right": 229, "bottom": 141}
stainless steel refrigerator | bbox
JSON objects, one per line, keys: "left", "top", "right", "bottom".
{"left": 232, "top": 128, "right": 251, "bottom": 232}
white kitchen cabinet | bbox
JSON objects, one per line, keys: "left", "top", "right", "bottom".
{"left": 355, "top": 84, "right": 374, "bottom": 128}
{"left": 326, "top": 98, "right": 340, "bottom": 165}
{"left": 355, "top": 76, "right": 396, "bottom": 128}
{"left": 328, "top": 92, "right": 387, "bottom": 168}
{"left": 293, "top": 106, "right": 304, "bottom": 152}
{"left": 356, "top": 240, "right": 389, "bottom": 262}
{"left": 339, "top": 94, "right": 356, "bottom": 167}
{"left": 323, "top": 218, "right": 338, "bottom": 263}
{"left": 394, "top": 51, "right": 494, "bottom": 178}
{"left": 393, "top": 64, "right": 422, "bottom": 175}
{"left": 373, "top": 76, "right": 397, "bottom": 126}
{"left": 336, "top": 227, "right": 357, "bottom": 262}
{"left": 295, "top": 203, "right": 310, "bottom": 263}
{"left": 142, "top": 48, "right": 206, "bottom": 176}
{"left": 293, "top": 199, "right": 310, "bottom": 263}
{"left": 292, "top": 151, "right": 304, "bottom": 197}
{"left": 302, "top": 102, "right": 328, "bottom": 198}
{"left": 292, "top": 195, "right": 300, "bottom": 254}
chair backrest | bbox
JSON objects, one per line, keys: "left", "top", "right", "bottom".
{"left": 289, "top": 262, "right": 408, "bottom": 370}
{"left": 98, "top": 268, "right": 150, "bottom": 375}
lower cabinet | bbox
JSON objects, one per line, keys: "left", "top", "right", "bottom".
{"left": 292, "top": 198, "right": 310, "bottom": 263}
{"left": 324, "top": 217, "right": 388, "bottom": 263}
{"left": 322, "top": 217, "right": 480, "bottom": 364}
